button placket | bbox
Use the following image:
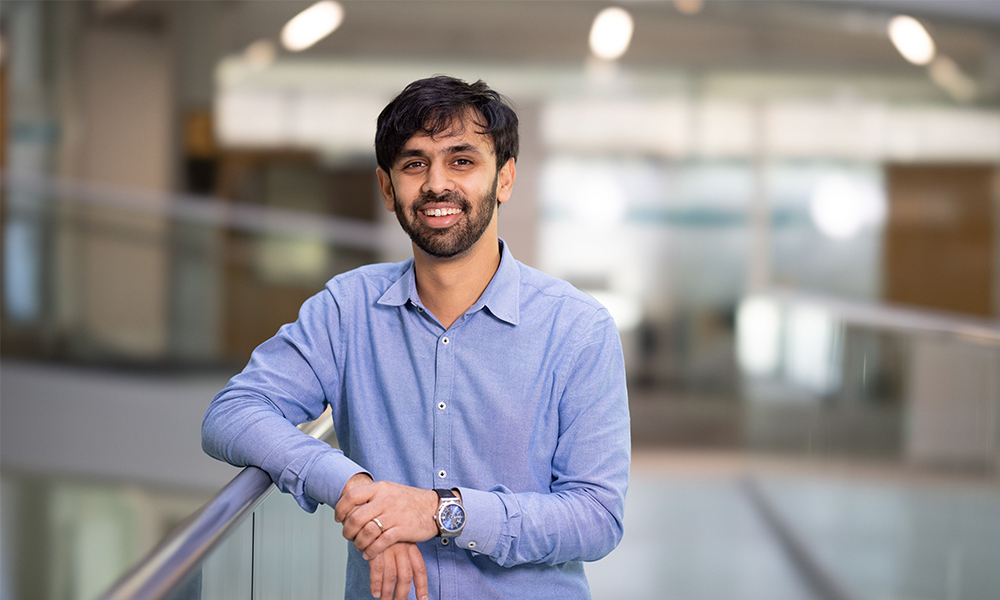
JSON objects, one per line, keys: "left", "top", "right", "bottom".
{"left": 432, "top": 329, "right": 454, "bottom": 493}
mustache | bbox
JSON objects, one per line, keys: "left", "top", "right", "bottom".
{"left": 413, "top": 190, "right": 471, "bottom": 211}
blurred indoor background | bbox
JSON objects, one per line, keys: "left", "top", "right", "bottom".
{"left": 1, "top": 1, "right": 998, "bottom": 599}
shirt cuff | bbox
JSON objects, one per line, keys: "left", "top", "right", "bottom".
{"left": 303, "top": 451, "right": 368, "bottom": 507}
{"left": 453, "top": 487, "right": 503, "bottom": 556}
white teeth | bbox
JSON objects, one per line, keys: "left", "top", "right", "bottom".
{"left": 424, "top": 207, "right": 462, "bottom": 217}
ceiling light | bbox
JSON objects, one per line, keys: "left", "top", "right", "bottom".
{"left": 888, "top": 15, "right": 935, "bottom": 66}
{"left": 589, "top": 7, "right": 634, "bottom": 61}
{"left": 281, "top": 1, "right": 344, "bottom": 52}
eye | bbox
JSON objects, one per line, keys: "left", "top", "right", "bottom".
{"left": 402, "top": 160, "right": 426, "bottom": 170}
{"left": 453, "top": 158, "right": 474, "bottom": 167}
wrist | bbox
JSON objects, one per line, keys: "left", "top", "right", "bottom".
{"left": 424, "top": 489, "right": 440, "bottom": 538}
{"left": 340, "top": 472, "right": 373, "bottom": 498}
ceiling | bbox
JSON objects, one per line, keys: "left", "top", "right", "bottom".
{"left": 83, "top": 0, "right": 1000, "bottom": 104}
{"left": 214, "top": 1, "right": 999, "bottom": 72}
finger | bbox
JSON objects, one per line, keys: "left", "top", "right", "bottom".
{"left": 408, "top": 544, "right": 429, "bottom": 600}
{"left": 362, "top": 528, "right": 399, "bottom": 561}
{"left": 342, "top": 504, "right": 381, "bottom": 541}
{"left": 369, "top": 553, "right": 384, "bottom": 599}
{"left": 344, "top": 502, "right": 378, "bottom": 537}
{"left": 334, "top": 483, "right": 378, "bottom": 523}
{"left": 393, "top": 550, "right": 413, "bottom": 600}
{"left": 381, "top": 548, "right": 397, "bottom": 600}
{"left": 353, "top": 520, "right": 383, "bottom": 553}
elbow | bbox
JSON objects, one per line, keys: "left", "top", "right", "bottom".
{"left": 583, "top": 495, "right": 625, "bottom": 562}
{"left": 200, "top": 402, "right": 226, "bottom": 462}
{"left": 588, "top": 510, "right": 624, "bottom": 562}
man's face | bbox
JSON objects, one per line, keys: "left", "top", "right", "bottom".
{"left": 378, "top": 113, "right": 515, "bottom": 259}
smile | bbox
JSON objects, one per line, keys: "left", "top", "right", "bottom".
{"left": 422, "top": 207, "right": 463, "bottom": 217}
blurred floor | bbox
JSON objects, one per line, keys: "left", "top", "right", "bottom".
{"left": 587, "top": 450, "right": 1000, "bottom": 600}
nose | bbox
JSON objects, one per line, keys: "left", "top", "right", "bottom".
{"left": 421, "top": 161, "right": 455, "bottom": 196}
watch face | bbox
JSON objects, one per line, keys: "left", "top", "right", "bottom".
{"left": 439, "top": 503, "right": 466, "bottom": 532}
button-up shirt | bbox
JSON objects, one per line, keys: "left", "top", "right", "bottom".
{"left": 202, "top": 241, "right": 630, "bottom": 599}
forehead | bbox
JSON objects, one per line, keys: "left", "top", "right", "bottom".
{"left": 400, "top": 112, "right": 495, "bottom": 156}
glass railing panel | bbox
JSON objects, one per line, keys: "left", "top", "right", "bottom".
{"left": 195, "top": 507, "right": 254, "bottom": 600}
{"left": 250, "top": 486, "right": 348, "bottom": 600}
{"left": 735, "top": 291, "right": 1000, "bottom": 600}
{"left": 737, "top": 292, "right": 1000, "bottom": 465}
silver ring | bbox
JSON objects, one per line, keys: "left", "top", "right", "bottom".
{"left": 372, "top": 517, "right": 385, "bottom": 533}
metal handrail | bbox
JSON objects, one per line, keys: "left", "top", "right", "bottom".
{"left": 758, "top": 288, "right": 1000, "bottom": 346}
{"left": 98, "top": 410, "right": 335, "bottom": 600}
{"left": 0, "top": 171, "right": 400, "bottom": 254}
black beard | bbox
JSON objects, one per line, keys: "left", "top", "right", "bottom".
{"left": 394, "top": 175, "right": 498, "bottom": 259}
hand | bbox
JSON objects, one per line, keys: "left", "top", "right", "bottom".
{"left": 368, "top": 543, "right": 428, "bottom": 600}
{"left": 334, "top": 480, "right": 439, "bottom": 560}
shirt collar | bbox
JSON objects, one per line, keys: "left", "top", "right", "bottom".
{"left": 376, "top": 239, "right": 520, "bottom": 326}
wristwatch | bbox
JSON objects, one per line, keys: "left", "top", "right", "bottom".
{"left": 433, "top": 488, "right": 466, "bottom": 538}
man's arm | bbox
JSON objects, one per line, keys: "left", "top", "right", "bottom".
{"left": 201, "top": 286, "right": 367, "bottom": 511}
{"left": 337, "top": 308, "right": 630, "bottom": 566}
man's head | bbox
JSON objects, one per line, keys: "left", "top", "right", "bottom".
{"left": 375, "top": 76, "right": 519, "bottom": 174}
{"left": 375, "top": 76, "right": 519, "bottom": 260}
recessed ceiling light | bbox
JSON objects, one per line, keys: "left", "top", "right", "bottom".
{"left": 589, "top": 7, "right": 634, "bottom": 61}
{"left": 281, "top": 1, "right": 344, "bottom": 52}
{"left": 888, "top": 15, "right": 935, "bottom": 66}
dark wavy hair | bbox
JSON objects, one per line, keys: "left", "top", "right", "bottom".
{"left": 375, "top": 76, "right": 519, "bottom": 173}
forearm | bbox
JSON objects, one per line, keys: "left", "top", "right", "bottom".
{"left": 455, "top": 483, "right": 625, "bottom": 567}
{"left": 202, "top": 390, "right": 366, "bottom": 511}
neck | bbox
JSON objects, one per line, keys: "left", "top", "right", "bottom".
{"left": 413, "top": 227, "right": 501, "bottom": 329}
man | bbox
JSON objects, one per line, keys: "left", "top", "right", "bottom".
{"left": 202, "top": 76, "right": 630, "bottom": 600}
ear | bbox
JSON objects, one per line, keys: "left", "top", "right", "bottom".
{"left": 496, "top": 158, "right": 516, "bottom": 205}
{"left": 377, "top": 167, "right": 395, "bottom": 212}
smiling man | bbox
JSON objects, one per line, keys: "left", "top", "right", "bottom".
{"left": 202, "top": 76, "right": 630, "bottom": 600}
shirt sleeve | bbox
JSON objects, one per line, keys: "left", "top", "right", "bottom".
{"left": 455, "top": 307, "right": 630, "bottom": 566}
{"left": 201, "top": 283, "right": 368, "bottom": 513}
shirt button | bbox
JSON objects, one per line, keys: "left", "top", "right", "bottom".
{"left": 438, "top": 402, "right": 446, "bottom": 410}
{"left": 442, "top": 538, "right": 449, "bottom": 546}
{"left": 441, "top": 337, "right": 449, "bottom": 345}
{"left": 417, "top": 307, "right": 423, "bottom": 312}
{"left": 438, "top": 470, "right": 447, "bottom": 478}
{"left": 467, "top": 541, "right": 477, "bottom": 549}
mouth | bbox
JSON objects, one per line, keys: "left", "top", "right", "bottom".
{"left": 416, "top": 202, "right": 465, "bottom": 228}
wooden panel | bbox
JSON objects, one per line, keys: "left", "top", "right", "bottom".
{"left": 884, "top": 165, "right": 995, "bottom": 317}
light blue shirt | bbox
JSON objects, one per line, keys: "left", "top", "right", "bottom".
{"left": 202, "top": 241, "right": 630, "bottom": 599}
